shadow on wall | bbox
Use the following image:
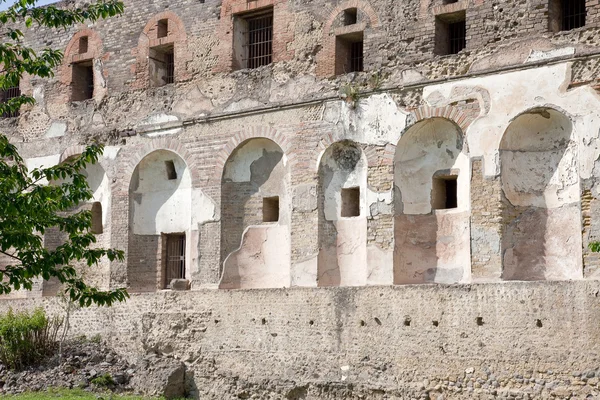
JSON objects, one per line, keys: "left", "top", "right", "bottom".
{"left": 219, "top": 138, "right": 291, "bottom": 289}
{"left": 393, "top": 118, "right": 470, "bottom": 285}
{"left": 128, "top": 150, "right": 192, "bottom": 292}
{"left": 317, "top": 140, "right": 368, "bottom": 287}
{"left": 500, "top": 107, "right": 582, "bottom": 281}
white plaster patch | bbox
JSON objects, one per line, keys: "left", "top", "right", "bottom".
{"left": 323, "top": 93, "right": 408, "bottom": 146}
{"left": 131, "top": 151, "right": 194, "bottom": 235}
{"left": 527, "top": 47, "right": 575, "bottom": 63}
{"left": 421, "top": 63, "right": 600, "bottom": 180}
{"left": 394, "top": 119, "right": 468, "bottom": 215}
{"left": 320, "top": 144, "right": 367, "bottom": 221}
{"left": 367, "top": 188, "right": 393, "bottom": 218}
{"left": 136, "top": 113, "right": 182, "bottom": 137}
{"left": 25, "top": 154, "right": 61, "bottom": 184}
{"left": 44, "top": 121, "right": 67, "bottom": 138}
{"left": 224, "top": 139, "right": 287, "bottom": 183}
{"left": 191, "top": 189, "right": 217, "bottom": 225}
{"left": 102, "top": 146, "right": 121, "bottom": 160}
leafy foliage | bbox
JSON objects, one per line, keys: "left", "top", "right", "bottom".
{"left": 0, "top": 0, "right": 128, "bottom": 307}
{"left": 0, "top": 307, "right": 61, "bottom": 370}
{"left": 90, "top": 373, "right": 115, "bottom": 387}
{"left": 589, "top": 242, "right": 600, "bottom": 253}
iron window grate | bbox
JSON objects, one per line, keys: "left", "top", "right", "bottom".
{"left": 244, "top": 12, "right": 273, "bottom": 69}
{"left": 562, "top": 0, "right": 586, "bottom": 31}
{"left": 350, "top": 41, "right": 363, "bottom": 72}
{"left": 1, "top": 85, "right": 20, "bottom": 118}
{"left": 165, "top": 234, "right": 185, "bottom": 287}
{"left": 449, "top": 20, "right": 466, "bottom": 54}
{"left": 165, "top": 52, "right": 175, "bottom": 84}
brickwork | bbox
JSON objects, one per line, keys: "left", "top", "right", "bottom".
{"left": 470, "top": 158, "right": 502, "bottom": 281}
{"left": 5, "top": 0, "right": 600, "bottom": 392}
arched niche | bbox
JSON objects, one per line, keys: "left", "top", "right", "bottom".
{"left": 500, "top": 107, "right": 582, "bottom": 281}
{"left": 128, "top": 150, "right": 193, "bottom": 292}
{"left": 317, "top": 141, "right": 368, "bottom": 287}
{"left": 219, "top": 138, "right": 291, "bottom": 289}
{"left": 43, "top": 156, "right": 111, "bottom": 296}
{"left": 393, "top": 118, "right": 470, "bottom": 284}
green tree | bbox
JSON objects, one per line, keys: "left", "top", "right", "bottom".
{"left": 0, "top": 0, "right": 128, "bottom": 306}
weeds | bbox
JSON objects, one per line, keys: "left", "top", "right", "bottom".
{"left": 0, "top": 308, "right": 62, "bottom": 370}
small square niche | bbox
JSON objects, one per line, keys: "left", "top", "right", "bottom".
{"left": 263, "top": 196, "right": 280, "bottom": 222}
{"left": 432, "top": 175, "right": 458, "bottom": 210}
{"left": 165, "top": 160, "right": 177, "bottom": 180}
{"left": 341, "top": 187, "right": 360, "bottom": 217}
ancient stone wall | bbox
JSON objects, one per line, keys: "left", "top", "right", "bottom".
{"left": 2, "top": 281, "right": 600, "bottom": 398}
{"left": 3, "top": 0, "right": 600, "bottom": 395}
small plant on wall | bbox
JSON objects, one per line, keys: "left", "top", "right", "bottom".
{"left": 339, "top": 84, "right": 361, "bottom": 108}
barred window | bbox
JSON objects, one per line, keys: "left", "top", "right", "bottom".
{"left": 562, "top": 0, "right": 586, "bottom": 31}
{"left": 234, "top": 9, "right": 273, "bottom": 70}
{"left": 149, "top": 44, "right": 174, "bottom": 87}
{"left": 335, "top": 32, "right": 364, "bottom": 75}
{"left": 245, "top": 11, "right": 273, "bottom": 69}
{"left": 0, "top": 83, "right": 20, "bottom": 118}
{"left": 435, "top": 11, "right": 466, "bottom": 55}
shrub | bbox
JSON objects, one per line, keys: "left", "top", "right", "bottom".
{"left": 0, "top": 308, "right": 62, "bottom": 370}
{"left": 91, "top": 373, "right": 115, "bottom": 387}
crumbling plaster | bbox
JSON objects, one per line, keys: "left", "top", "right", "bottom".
{"left": 423, "top": 63, "right": 600, "bottom": 186}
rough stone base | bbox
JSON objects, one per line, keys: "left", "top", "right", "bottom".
{"left": 2, "top": 281, "right": 600, "bottom": 399}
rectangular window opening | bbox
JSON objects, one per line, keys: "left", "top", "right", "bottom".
{"left": 343, "top": 8, "right": 358, "bottom": 25}
{"left": 335, "top": 32, "right": 364, "bottom": 75}
{"left": 91, "top": 202, "right": 103, "bottom": 234}
{"left": 432, "top": 176, "right": 458, "bottom": 210}
{"left": 78, "top": 36, "right": 88, "bottom": 54}
{"left": 561, "top": 0, "right": 586, "bottom": 31}
{"left": 165, "top": 160, "right": 177, "bottom": 180}
{"left": 164, "top": 234, "right": 185, "bottom": 289}
{"left": 149, "top": 44, "right": 175, "bottom": 87}
{"left": 157, "top": 19, "right": 169, "bottom": 39}
{"left": 71, "top": 61, "right": 94, "bottom": 101}
{"left": 435, "top": 12, "right": 466, "bottom": 55}
{"left": 263, "top": 196, "right": 280, "bottom": 222}
{"left": 341, "top": 187, "right": 360, "bottom": 217}
{"left": 0, "top": 83, "right": 20, "bottom": 118}
{"left": 235, "top": 9, "right": 273, "bottom": 70}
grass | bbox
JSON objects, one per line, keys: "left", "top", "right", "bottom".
{"left": 3, "top": 388, "right": 162, "bottom": 399}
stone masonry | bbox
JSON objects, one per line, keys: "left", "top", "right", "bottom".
{"left": 3, "top": 0, "right": 600, "bottom": 397}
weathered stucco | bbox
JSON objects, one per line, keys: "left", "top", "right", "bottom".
{"left": 5, "top": 0, "right": 600, "bottom": 395}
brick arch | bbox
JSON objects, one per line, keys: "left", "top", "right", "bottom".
{"left": 139, "top": 11, "right": 187, "bottom": 45}
{"left": 317, "top": 0, "right": 380, "bottom": 77}
{"left": 406, "top": 105, "right": 474, "bottom": 133}
{"left": 130, "top": 11, "right": 190, "bottom": 89}
{"left": 59, "top": 145, "right": 112, "bottom": 174}
{"left": 58, "top": 28, "right": 106, "bottom": 102}
{"left": 322, "top": 0, "right": 380, "bottom": 35}
{"left": 315, "top": 133, "right": 391, "bottom": 171}
{"left": 59, "top": 145, "right": 88, "bottom": 164}
{"left": 64, "top": 29, "right": 104, "bottom": 63}
{"left": 364, "top": 143, "right": 396, "bottom": 168}
{"left": 214, "top": 126, "right": 294, "bottom": 182}
{"left": 116, "top": 138, "right": 200, "bottom": 192}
